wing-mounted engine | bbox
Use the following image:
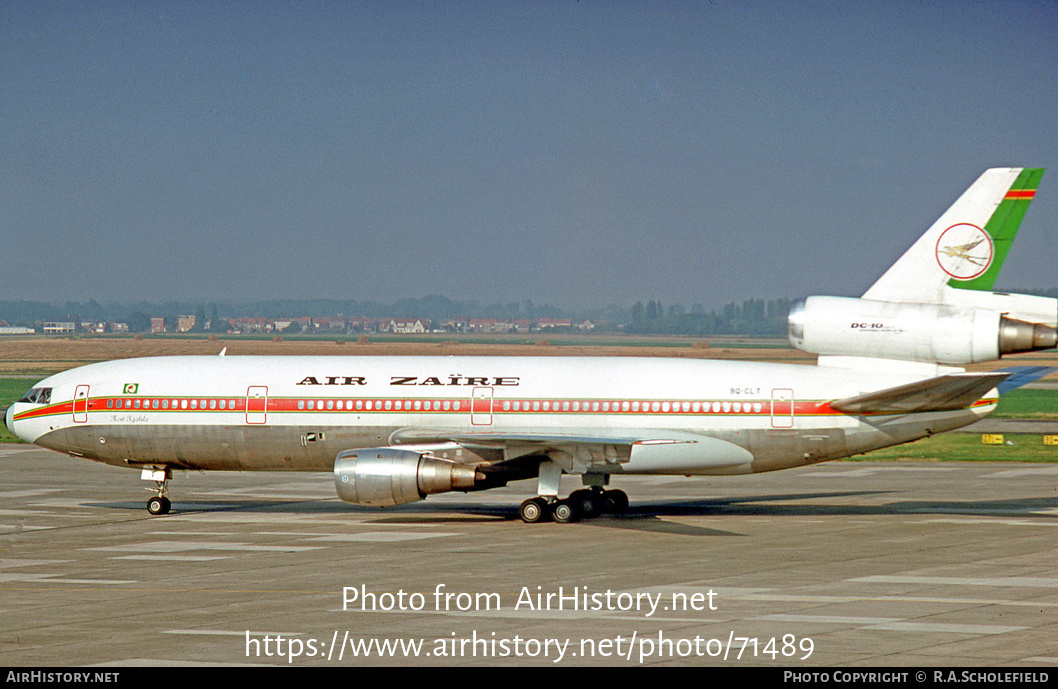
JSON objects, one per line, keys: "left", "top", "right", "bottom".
{"left": 788, "top": 296, "right": 1057, "bottom": 365}
{"left": 334, "top": 448, "right": 484, "bottom": 506}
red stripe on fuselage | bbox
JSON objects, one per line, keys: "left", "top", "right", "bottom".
{"left": 14, "top": 395, "right": 909, "bottom": 421}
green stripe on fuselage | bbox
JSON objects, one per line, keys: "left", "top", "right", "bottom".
{"left": 950, "top": 168, "right": 1045, "bottom": 291}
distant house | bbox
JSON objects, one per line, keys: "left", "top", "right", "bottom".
{"left": 467, "top": 319, "right": 512, "bottom": 333}
{"left": 43, "top": 322, "right": 76, "bottom": 334}
{"left": 346, "top": 317, "right": 379, "bottom": 333}
{"left": 150, "top": 317, "right": 166, "bottom": 333}
{"left": 441, "top": 317, "right": 469, "bottom": 333}
{"left": 385, "top": 319, "right": 428, "bottom": 334}
{"left": 0, "top": 319, "right": 34, "bottom": 335}
{"left": 228, "top": 317, "right": 275, "bottom": 333}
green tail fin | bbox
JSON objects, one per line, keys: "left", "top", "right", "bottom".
{"left": 950, "top": 167, "right": 1045, "bottom": 290}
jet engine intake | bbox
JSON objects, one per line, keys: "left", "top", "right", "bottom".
{"left": 789, "top": 296, "right": 1058, "bottom": 365}
{"left": 333, "top": 448, "right": 480, "bottom": 506}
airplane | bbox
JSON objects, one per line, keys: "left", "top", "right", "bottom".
{"left": 4, "top": 167, "right": 1055, "bottom": 524}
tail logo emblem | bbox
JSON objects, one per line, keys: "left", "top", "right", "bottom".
{"left": 935, "top": 223, "right": 994, "bottom": 280}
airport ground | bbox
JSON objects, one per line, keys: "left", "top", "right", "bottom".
{"left": 0, "top": 447, "right": 1055, "bottom": 667}
{"left": 0, "top": 336, "right": 1056, "bottom": 667}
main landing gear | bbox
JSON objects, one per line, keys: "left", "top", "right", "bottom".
{"left": 518, "top": 488, "right": 629, "bottom": 524}
{"left": 518, "top": 460, "right": 629, "bottom": 524}
{"left": 141, "top": 466, "right": 172, "bottom": 515}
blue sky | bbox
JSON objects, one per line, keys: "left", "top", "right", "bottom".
{"left": 3, "top": 1, "right": 1056, "bottom": 309}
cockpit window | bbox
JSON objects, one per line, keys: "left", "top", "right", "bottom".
{"left": 17, "top": 388, "right": 52, "bottom": 405}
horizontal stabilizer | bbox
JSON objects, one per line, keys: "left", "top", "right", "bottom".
{"left": 993, "top": 366, "right": 1057, "bottom": 394}
{"left": 830, "top": 372, "right": 1010, "bottom": 414}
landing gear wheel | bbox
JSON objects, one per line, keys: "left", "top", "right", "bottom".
{"left": 142, "top": 466, "right": 173, "bottom": 516}
{"left": 570, "top": 489, "right": 602, "bottom": 518}
{"left": 601, "top": 489, "right": 628, "bottom": 514}
{"left": 551, "top": 499, "right": 580, "bottom": 523}
{"left": 519, "top": 497, "right": 550, "bottom": 524}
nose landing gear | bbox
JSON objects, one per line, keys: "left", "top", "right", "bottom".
{"left": 141, "top": 466, "right": 172, "bottom": 515}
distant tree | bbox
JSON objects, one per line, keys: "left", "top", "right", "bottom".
{"left": 631, "top": 301, "right": 644, "bottom": 328}
{"left": 127, "top": 312, "right": 151, "bottom": 333}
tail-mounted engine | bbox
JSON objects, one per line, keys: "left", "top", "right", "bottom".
{"left": 789, "top": 296, "right": 1058, "bottom": 365}
{"left": 333, "top": 448, "right": 482, "bottom": 506}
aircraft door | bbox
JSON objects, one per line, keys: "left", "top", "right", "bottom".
{"left": 73, "top": 385, "right": 90, "bottom": 424}
{"left": 471, "top": 387, "right": 493, "bottom": 426}
{"left": 770, "top": 388, "right": 794, "bottom": 428}
{"left": 246, "top": 386, "right": 268, "bottom": 425}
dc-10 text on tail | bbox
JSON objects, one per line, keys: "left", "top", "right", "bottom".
{"left": 6, "top": 168, "right": 1055, "bottom": 523}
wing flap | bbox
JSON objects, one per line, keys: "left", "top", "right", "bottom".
{"left": 830, "top": 372, "right": 1010, "bottom": 414}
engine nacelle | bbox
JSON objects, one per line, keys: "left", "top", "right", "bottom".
{"left": 333, "top": 448, "right": 480, "bottom": 506}
{"left": 788, "top": 296, "right": 1058, "bottom": 365}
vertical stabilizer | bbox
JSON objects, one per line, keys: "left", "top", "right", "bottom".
{"left": 863, "top": 168, "right": 1044, "bottom": 304}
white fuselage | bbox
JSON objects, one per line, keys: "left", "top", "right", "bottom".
{"left": 6, "top": 355, "right": 994, "bottom": 477}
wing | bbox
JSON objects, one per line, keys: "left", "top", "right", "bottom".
{"left": 388, "top": 426, "right": 754, "bottom": 473}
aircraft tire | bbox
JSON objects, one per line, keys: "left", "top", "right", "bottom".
{"left": 570, "top": 489, "right": 601, "bottom": 518}
{"left": 602, "top": 490, "right": 628, "bottom": 514}
{"left": 519, "top": 497, "right": 549, "bottom": 524}
{"left": 147, "top": 496, "right": 171, "bottom": 516}
{"left": 551, "top": 499, "right": 579, "bottom": 523}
